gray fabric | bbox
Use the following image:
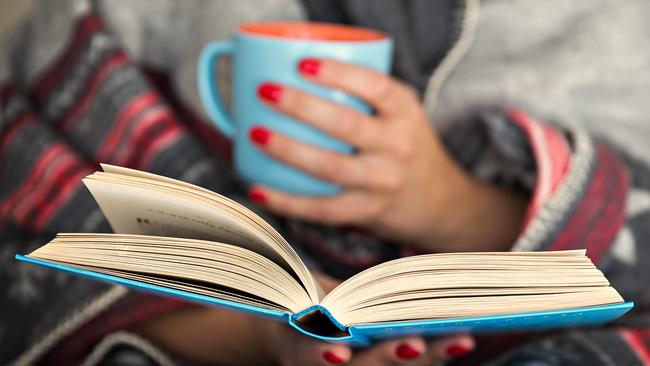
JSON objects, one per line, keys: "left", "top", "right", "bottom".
{"left": 429, "top": 0, "right": 650, "bottom": 164}
{"left": 96, "top": 0, "right": 305, "bottom": 128}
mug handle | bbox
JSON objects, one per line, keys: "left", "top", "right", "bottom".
{"left": 198, "top": 41, "right": 235, "bottom": 138}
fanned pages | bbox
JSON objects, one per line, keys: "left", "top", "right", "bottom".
{"left": 17, "top": 165, "right": 632, "bottom": 342}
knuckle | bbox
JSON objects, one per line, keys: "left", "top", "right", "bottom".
{"left": 348, "top": 160, "right": 366, "bottom": 186}
{"left": 371, "top": 75, "right": 395, "bottom": 102}
{"left": 335, "top": 109, "right": 361, "bottom": 137}
{"left": 317, "top": 155, "right": 343, "bottom": 182}
{"left": 390, "top": 139, "right": 415, "bottom": 161}
{"left": 379, "top": 172, "right": 403, "bottom": 192}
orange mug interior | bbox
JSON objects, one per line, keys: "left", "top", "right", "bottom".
{"left": 239, "top": 22, "right": 387, "bottom": 41}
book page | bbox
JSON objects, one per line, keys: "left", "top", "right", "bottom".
{"left": 322, "top": 250, "right": 624, "bottom": 326}
{"left": 28, "top": 233, "right": 313, "bottom": 313}
{"left": 84, "top": 178, "right": 283, "bottom": 262}
{"left": 83, "top": 166, "right": 323, "bottom": 304}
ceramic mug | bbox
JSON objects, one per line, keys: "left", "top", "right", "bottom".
{"left": 198, "top": 22, "right": 393, "bottom": 196}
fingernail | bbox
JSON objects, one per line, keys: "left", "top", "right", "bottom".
{"left": 298, "top": 58, "right": 321, "bottom": 76}
{"left": 248, "top": 188, "right": 267, "bottom": 205}
{"left": 446, "top": 344, "right": 471, "bottom": 358}
{"left": 257, "top": 82, "right": 282, "bottom": 103}
{"left": 249, "top": 126, "right": 271, "bottom": 146}
{"left": 396, "top": 344, "right": 421, "bottom": 360}
{"left": 323, "top": 351, "right": 344, "bottom": 364}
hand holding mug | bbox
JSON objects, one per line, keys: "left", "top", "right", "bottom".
{"left": 248, "top": 59, "right": 528, "bottom": 252}
{"left": 199, "top": 22, "right": 527, "bottom": 252}
{"left": 198, "top": 22, "right": 392, "bottom": 196}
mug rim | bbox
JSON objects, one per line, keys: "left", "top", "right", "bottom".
{"left": 239, "top": 21, "right": 388, "bottom": 42}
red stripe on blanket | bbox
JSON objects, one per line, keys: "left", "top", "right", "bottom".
{"left": 0, "top": 113, "right": 35, "bottom": 154}
{"left": 107, "top": 106, "right": 176, "bottom": 165}
{"left": 95, "top": 91, "right": 161, "bottom": 161}
{"left": 33, "top": 13, "right": 104, "bottom": 100}
{"left": 32, "top": 164, "right": 93, "bottom": 230}
{"left": 548, "top": 146, "right": 629, "bottom": 263}
{"left": 507, "top": 109, "right": 571, "bottom": 228}
{"left": 620, "top": 330, "right": 650, "bottom": 364}
{"left": 59, "top": 51, "right": 129, "bottom": 131}
{"left": 13, "top": 150, "right": 81, "bottom": 228}
{"left": 121, "top": 115, "right": 182, "bottom": 169}
{"left": 137, "top": 123, "right": 183, "bottom": 169}
{"left": 0, "top": 142, "right": 65, "bottom": 221}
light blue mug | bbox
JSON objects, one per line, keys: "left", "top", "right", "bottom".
{"left": 198, "top": 22, "right": 393, "bottom": 196}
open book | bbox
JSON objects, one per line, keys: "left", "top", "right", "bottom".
{"left": 16, "top": 165, "right": 633, "bottom": 344}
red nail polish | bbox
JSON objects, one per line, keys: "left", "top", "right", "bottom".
{"left": 298, "top": 58, "right": 321, "bottom": 76}
{"left": 249, "top": 126, "right": 271, "bottom": 145}
{"left": 446, "top": 344, "right": 471, "bottom": 357}
{"left": 249, "top": 188, "right": 267, "bottom": 205}
{"left": 396, "top": 344, "right": 421, "bottom": 360}
{"left": 257, "top": 82, "right": 282, "bottom": 103}
{"left": 323, "top": 351, "right": 344, "bottom": 364}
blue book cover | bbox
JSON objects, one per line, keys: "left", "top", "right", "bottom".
{"left": 15, "top": 254, "right": 633, "bottom": 346}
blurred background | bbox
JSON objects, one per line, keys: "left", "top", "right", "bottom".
{"left": 0, "top": 0, "right": 33, "bottom": 37}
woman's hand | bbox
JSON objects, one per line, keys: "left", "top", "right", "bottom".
{"left": 264, "top": 274, "right": 474, "bottom": 366}
{"left": 134, "top": 274, "right": 474, "bottom": 365}
{"left": 265, "top": 319, "right": 473, "bottom": 366}
{"left": 248, "top": 58, "right": 527, "bottom": 252}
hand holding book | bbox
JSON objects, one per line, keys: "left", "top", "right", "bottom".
{"left": 133, "top": 274, "right": 474, "bottom": 364}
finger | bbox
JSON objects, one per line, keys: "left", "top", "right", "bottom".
{"left": 311, "top": 343, "right": 352, "bottom": 366}
{"left": 291, "top": 332, "right": 352, "bottom": 366}
{"left": 248, "top": 125, "right": 368, "bottom": 188}
{"left": 257, "top": 82, "right": 383, "bottom": 151}
{"left": 426, "top": 334, "right": 475, "bottom": 361}
{"left": 297, "top": 58, "right": 420, "bottom": 117}
{"left": 249, "top": 125, "right": 406, "bottom": 193}
{"left": 249, "top": 185, "right": 381, "bottom": 226}
{"left": 349, "top": 337, "right": 427, "bottom": 365}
